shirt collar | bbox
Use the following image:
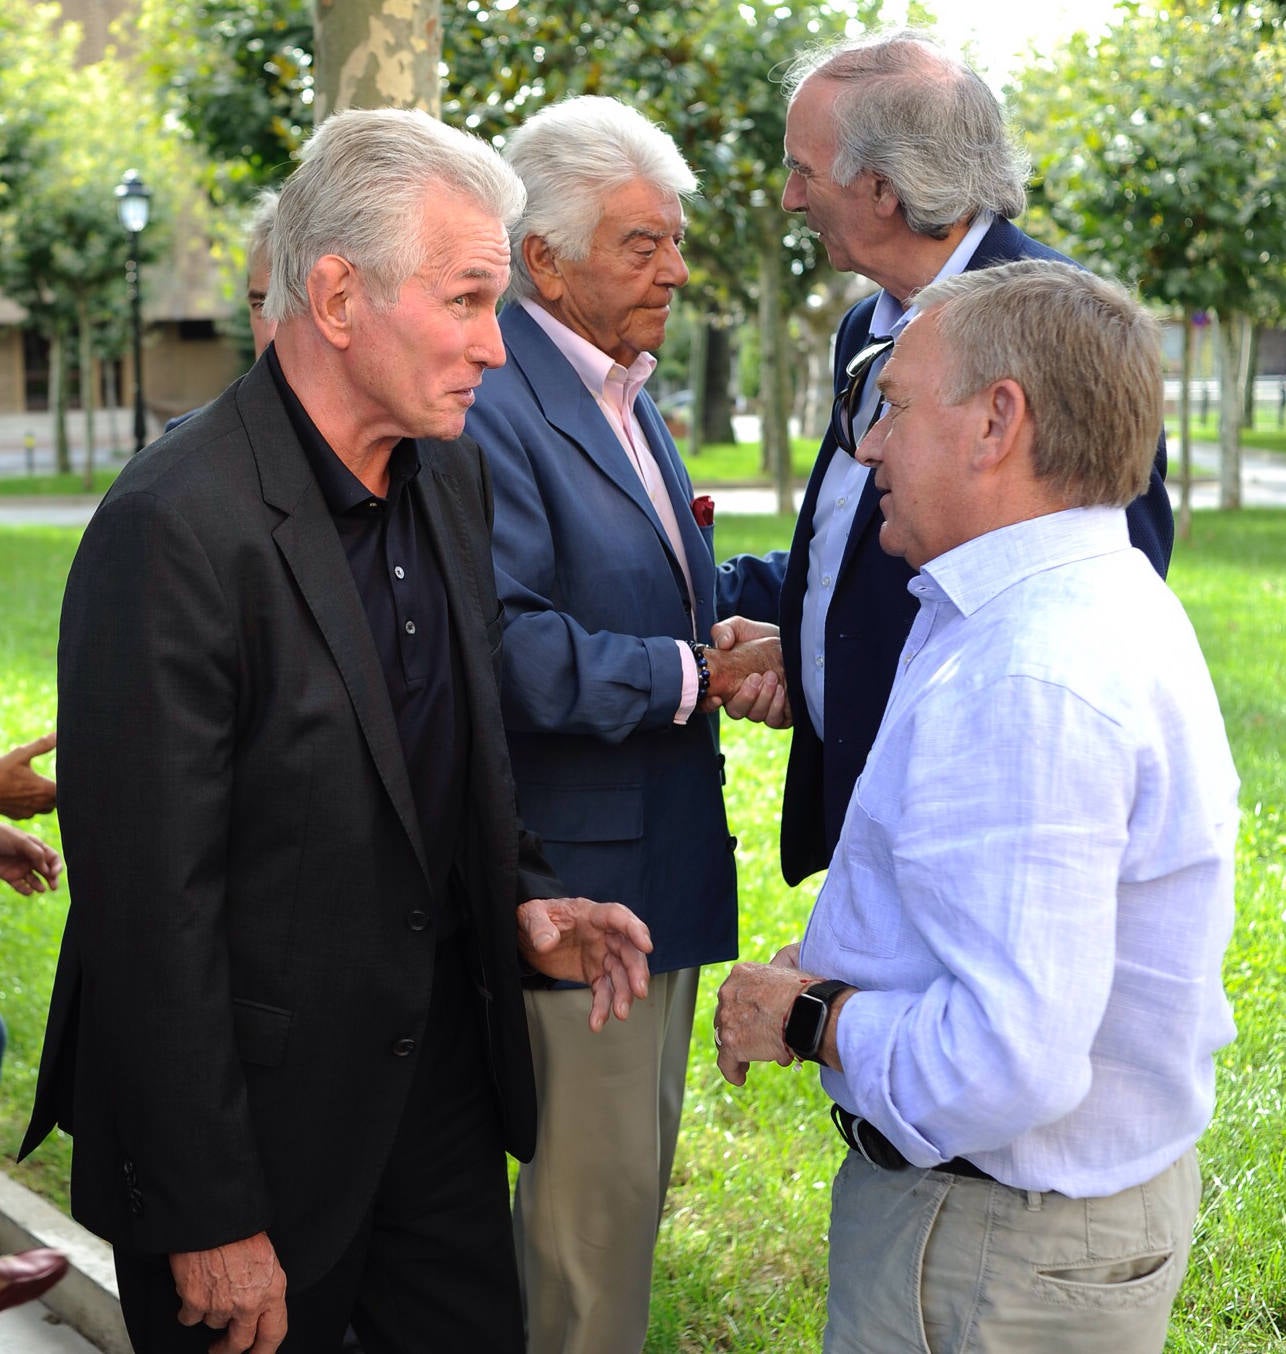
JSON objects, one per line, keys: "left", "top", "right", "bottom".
{"left": 916, "top": 506, "right": 1132, "bottom": 618}
{"left": 871, "top": 211, "right": 997, "bottom": 338}
{"left": 520, "top": 297, "right": 657, "bottom": 408}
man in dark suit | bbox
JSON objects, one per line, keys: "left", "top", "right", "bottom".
{"left": 715, "top": 31, "right": 1175, "bottom": 885}
{"left": 465, "top": 95, "right": 785, "bottom": 1354}
{"left": 21, "top": 106, "right": 651, "bottom": 1354}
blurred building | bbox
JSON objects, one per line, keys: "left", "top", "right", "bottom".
{"left": 0, "top": 0, "right": 242, "bottom": 421}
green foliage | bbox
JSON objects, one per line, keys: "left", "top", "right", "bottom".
{"left": 1011, "top": 2, "right": 1286, "bottom": 323}
{"left": 134, "top": 0, "right": 314, "bottom": 202}
{"left": 3, "top": 511, "right": 1286, "bottom": 1349}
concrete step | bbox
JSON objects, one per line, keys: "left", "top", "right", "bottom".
{"left": 0, "top": 1172, "right": 129, "bottom": 1354}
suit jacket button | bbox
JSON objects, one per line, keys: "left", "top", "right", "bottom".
{"left": 407, "top": 909, "right": 429, "bottom": 932}
{"left": 391, "top": 1037, "right": 416, "bottom": 1057}
{"left": 122, "top": 1159, "right": 136, "bottom": 1184}
{"left": 128, "top": 1189, "right": 144, "bottom": 1216}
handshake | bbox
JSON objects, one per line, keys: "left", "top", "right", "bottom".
{"left": 697, "top": 617, "right": 792, "bottom": 729}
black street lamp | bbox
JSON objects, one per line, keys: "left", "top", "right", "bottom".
{"left": 115, "top": 169, "right": 151, "bottom": 454}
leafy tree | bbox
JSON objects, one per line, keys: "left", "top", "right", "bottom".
{"left": 0, "top": 4, "right": 200, "bottom": 474}
{"left": 1011, "top": 2, "right": 1286, "bottom": 519}
{"left": 135, "top": 0, "right": 313, "bottom": 201}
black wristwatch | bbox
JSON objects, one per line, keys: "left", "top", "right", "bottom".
{"left": 784, "top": 979, "right": 850, "bottom": 1063}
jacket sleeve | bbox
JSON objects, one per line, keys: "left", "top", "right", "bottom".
{"left": 467, "top": 395, "right": 687, "bottom": 743}
{"left": 56, "top": 490, "right": 272, "bottom": 1254}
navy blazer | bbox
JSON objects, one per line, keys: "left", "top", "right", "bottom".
{"left": 466, "top": 305, "right": 737, "bottom": 974}
{"left": 22, "top": 358, "right": 559, "bottom": 1287}
{"left": 719, "top": 217, "right": 1175, "bottom": 885}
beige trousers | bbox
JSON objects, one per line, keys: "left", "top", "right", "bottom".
{"left": 514, "top": 966, "right": 699, "bottom": 1354}
{"left": 824, "top": 1146, "right": 1202, "bottom": 1354}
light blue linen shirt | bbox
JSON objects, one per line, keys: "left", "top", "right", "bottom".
{"left": 800, "top": 507, "right": 1238, "bottom": 1196}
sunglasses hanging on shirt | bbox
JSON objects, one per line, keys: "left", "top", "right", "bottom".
{"left": 830, "top": 335, "right": 896, "bottom": 456}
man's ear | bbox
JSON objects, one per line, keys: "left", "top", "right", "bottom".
{"left": 974, "top": 378, "right": 1028, "bottom": 470}
{"left": 307, "top": 255, "right": 357, "bottom": 351}
{"left": 523, "top": 235, "right": 564, "bottom": 303}
{"left": 870, "top": 174, "right": 901, "bottom": 220}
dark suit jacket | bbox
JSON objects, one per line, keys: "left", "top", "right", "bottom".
{"left": 719, "top": 217, "right": 1175, "bottom": 885}
{"left": 465, "top": 305, "right": 737, "bottom": 974}
{"left": 21, "top": 357, "right": 561, "bottom": 1289}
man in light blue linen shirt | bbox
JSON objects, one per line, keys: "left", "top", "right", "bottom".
{"left": 714, "top": 259, "right": 1237, "bottom": 1354}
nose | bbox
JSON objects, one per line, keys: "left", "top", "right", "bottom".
{"left": 657, "top": 238, "right": 689, "bottom": 288}
{"left": 856, "top": 412, "right": 888, "bottom": 468}
{"left": 469, "top": 309, "right": 507, "bottom": 370}
{"left": 782, "top": 170, "right": 806, "bottom": 213}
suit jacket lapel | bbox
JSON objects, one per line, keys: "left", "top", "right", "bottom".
{"left": 501, "top": 307, "right": 676, "bottom": 543}
{"left": 238, "top": 363, "right": 431, "bottom": 883}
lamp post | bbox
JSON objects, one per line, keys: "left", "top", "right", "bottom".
{"left": 115, "top": 169, "right": 151, "bottom": 454}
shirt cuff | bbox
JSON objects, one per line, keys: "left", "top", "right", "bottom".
{"left": 674, "top": 639, "right": 699, "bottom": 724}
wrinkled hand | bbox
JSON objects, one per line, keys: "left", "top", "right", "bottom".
{"left": 714, "top": 958, "right": 820, "bottom": 1087}
{"left": 701, "top": 618, "right": 791, "bottom": 727}
{"left": 0, "top": 823, "right": 63, "bottom": 896}
{"left": 171, "top": 1232, "right": 287, "bottom": 1354}
{"left": 518, "top": 898, "right": 653, "bottom": 1031}
{"left": 0, "top": 733, "right": 57, "bottom": 818}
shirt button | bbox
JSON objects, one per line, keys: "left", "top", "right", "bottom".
{"left": 836, "top": 496, "right": 846, "bottom": 508}
{"left": 822, "top": 574, "right": 832, "bottom": 587}
{"left": 404, "top": 620, "right": 416, "bottom": 635}
{"left": 391, "top": 1037, "right": 416, "bottom": 1057}
{"left": 407, "top": 909, "right": 429, "bottom": 932}
{"left": 814, "top": 655, "right": 824, "bottom": 669}
{"left": 394, "top": 566, "right": 405, "bottom": 580}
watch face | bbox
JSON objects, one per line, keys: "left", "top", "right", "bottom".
{"left": 784, "top": 991, "right": 828, "bottom": 1058}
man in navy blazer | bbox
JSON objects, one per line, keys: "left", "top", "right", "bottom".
{"left": 465, "top": 96, "right": 785, "bottom": 1354}
{"left": 717, "top": 31, "right": 1175, "bottom": 886}
{"left": 22, "top": 107, "right": 651, "bottom": 1354}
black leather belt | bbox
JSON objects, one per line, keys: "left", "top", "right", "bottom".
{"left": 831, "top": 1104, "right": 995, "bottom": 1182}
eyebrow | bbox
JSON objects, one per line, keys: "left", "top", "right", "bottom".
{"left": 784, "top": 153, "right": 811, "bottom": 175}
{"left": 621, "top": 224, "right": 686, "bottom": 244}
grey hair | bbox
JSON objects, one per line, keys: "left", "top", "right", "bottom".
{"left": 783, "top": 29, "right": 1029, "bottom": 238}
{"left": 501, "top": 95, "right": 697, "bottom": 302}
{"left": 265, "top": 106, "right": 526, "bottom": 321}
{"left": 245, "top": 188, "right": 278, "bottom": 279}
{"left": 915, "top": 259, "right": 1162, "bottom": 506}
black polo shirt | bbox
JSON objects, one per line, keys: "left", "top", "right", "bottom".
{"left": 267, "top": 345, "right": 468, "bottom": 921}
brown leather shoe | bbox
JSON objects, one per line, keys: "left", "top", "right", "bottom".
{"left": 0, "top": 1248, "right": 70, "bottom": 1312}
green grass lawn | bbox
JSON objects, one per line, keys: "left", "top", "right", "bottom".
{"left": 1, "top": 511, "right": 1283, "bottom": 1351}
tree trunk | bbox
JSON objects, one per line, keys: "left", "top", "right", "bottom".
{"left": 50, "top": 329, "right": 71, "bottom": 475}
{"left": 756, "top": 208, "right": 792, "bottom": 516}
{"left": 1214, "top": 310, "right": 1246, "bottom": 510}
{"left": 1242, "top": 323, "right": 1259, "bottom": 430}
{"left": 79, "top": 299, "right": 96, "bottom": 491}
{"left": 312, "top": 0, "right": 442, "bottom": 119}
{"left": 1176, "top": 314, "right": 1193, "bottom": 542}
{"left": 702, "top": 324, "right": 735, "bottom": 444}
{"left": 686, "top": 317, "right": 708, "bottom": 461}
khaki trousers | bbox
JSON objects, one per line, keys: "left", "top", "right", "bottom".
{"left": 824, "top": 1147, "right": 1202, "bottom": 1354}
{"left": 514, "top": 966, "right": 699, "bottom": 1354}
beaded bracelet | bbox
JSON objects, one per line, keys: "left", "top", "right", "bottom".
{"left": 688, "top": 640, "right": 711, "bottom": 703}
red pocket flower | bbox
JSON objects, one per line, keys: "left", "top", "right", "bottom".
{"left": 691, "top": 495, "right": 715, "bottom": 527}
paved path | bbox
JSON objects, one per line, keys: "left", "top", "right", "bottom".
{"left": 0, "top": 1300, "right": 103, "bottom": 1353}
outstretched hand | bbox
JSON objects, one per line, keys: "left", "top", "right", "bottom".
{"left": 0, "top": 732, "right": 57, "bottom": 818}
{"left": 0, "top": 823, "right": 63, "bottom": 896}
{"left": 518, "top": 897, "right": 652, "bottom": 1031}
